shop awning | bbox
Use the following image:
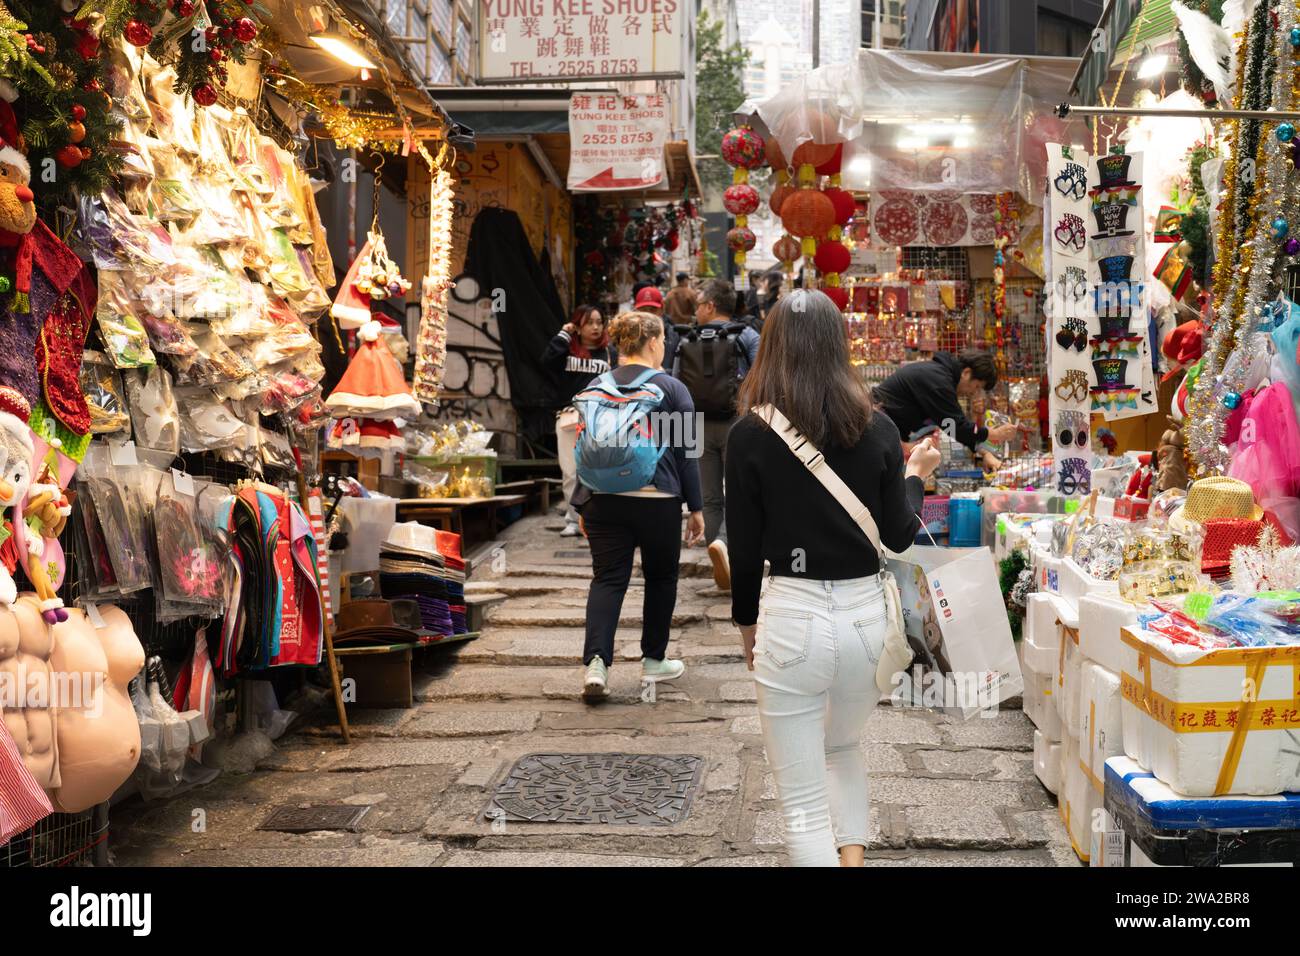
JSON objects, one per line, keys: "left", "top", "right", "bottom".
{"left": 437, "top": 89, "right": 702, "bottom": 199}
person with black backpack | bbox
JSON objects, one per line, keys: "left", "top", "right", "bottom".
{"left": 671, "top": 278, "right": 759, "bottom": 592}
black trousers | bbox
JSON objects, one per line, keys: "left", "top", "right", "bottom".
{"left": 581, "top": 494, "right": 682, "bottom": 667}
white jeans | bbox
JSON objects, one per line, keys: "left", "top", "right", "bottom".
{"left": 754, "top": 575, "right": 887, "bottom": 867}
{"left": 557, "top": 407, "right": 580, "bottom": 522}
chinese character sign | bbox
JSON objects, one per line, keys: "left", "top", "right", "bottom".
{"left": 478, "top": 0, "right": 685, "bottom": 83}
{"left": 567, "top": 93, "right": 668, "bottom": 192}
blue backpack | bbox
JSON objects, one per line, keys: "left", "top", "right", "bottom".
{"left": 573, "top": 368, "right": 667, "bottom": 493}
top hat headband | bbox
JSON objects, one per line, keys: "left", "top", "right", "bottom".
{"left": 1095, "top": 153, "right": 1135, "bottom": 188}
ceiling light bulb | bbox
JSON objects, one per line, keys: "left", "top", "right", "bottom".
{"left": 310, "top": 33, "right": 379, "bottom": 69}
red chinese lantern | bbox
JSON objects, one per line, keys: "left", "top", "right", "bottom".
{"left": 823, "top": 185, "right": 856, "bottom": 227}
{"left": 769, "top": 183, "right": 794, "bottom": 216}
{"left": 814, "top": 143, "right": 844, "bottom": 176}
{"left": 773, "top": 234, "right": 801, "bottom": 265}
{"left": 723, "top": 184, "right": 760, "bottom": 217}
{"left": 821, "top": 285, "right": 850, "bottom": 312}
{"left": 721, "top": 127, "right": 766, "bottom": 170}
{"left": 814, "top": 240, "right": 850, "bottom": 275}
{"left": 791, "top": 140, "right": 840, "bottom": 170}
{"left": 727, "top": 226, "right": 757, "bottom": 253}
{"left": 781, "top": 189, "right": 836, "bottom": 256}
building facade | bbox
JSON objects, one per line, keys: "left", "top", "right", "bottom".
{"left": 904, "top": 0, "right": 1102, "bottom": 55}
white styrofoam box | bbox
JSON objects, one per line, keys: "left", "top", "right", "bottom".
{"left": 1079, "top": 662, "right": 1124, "bottom": 794}
{"left": 1021, "top": 651, "right": 1040, "bottom": 722}
{"left": 1061, "top": 735, "right": 1098, "bottom": 863}
{"left": 1077, "top": 593, "right": 1136, "bottom": 676}
{"left": 1089, "top": 808, "right": 1125, "bottom": 868}
{"left": 1119, "top": 627, "right": 1300, "bottom": 796}
{"left": 1034, "top": 728, "right": 1062, "bottom": 795}
{"left": 1023, "top": 594, "right": 1062, "bottom": 676}
{"left": 1056, "top": 625, "right": 1085, "bottom": 736}
{"left": 1060, "top": 557, "right": 1121, "bottom": 604}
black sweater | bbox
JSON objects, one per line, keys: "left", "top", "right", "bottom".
{"left": 724, "top": 411, "right": 925, "bottom": 626}
{"left": 872, "top": 351, "right": 988, "bottom": 451}
{"left": 542, "top": 331, "right": 616, "bottom": 405}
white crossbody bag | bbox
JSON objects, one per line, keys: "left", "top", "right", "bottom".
{"left": 754, "top": 405, "right": 914, "bottom": 694}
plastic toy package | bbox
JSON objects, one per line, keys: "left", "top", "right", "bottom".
{"left": 80, "top": 350, "right": 130, "bottom": 434}
{"left": 79, "top": 445, "right": 154, "bottom": 595}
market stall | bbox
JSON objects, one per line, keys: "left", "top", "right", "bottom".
{"left": 0, "top": 0, "right": 476, "bottom": 865}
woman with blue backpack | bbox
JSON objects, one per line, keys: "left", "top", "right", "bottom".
{"left": 570, "top": 311, "right": 705, "bottom": 701}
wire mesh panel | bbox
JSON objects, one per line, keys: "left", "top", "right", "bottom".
{"left": 1, "top": 808, "right": 108, "bottom": 868}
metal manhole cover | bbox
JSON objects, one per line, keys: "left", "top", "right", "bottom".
{"left": 485, "top": 753, "right": 704, "bottom": 826}
{"left": 259, "top": 805, "right": 372, "bottom": 833}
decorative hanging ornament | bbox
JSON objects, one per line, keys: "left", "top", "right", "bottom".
{"left": 814, "top": 239, "right": 850, "bottom": 275}
{"left": 1287, "top": 237, "right": 1300, "bottom": 256}
{"left": 67, "top": 120, "right": 85, "bottom": 144}
{"left": 1271, "top": 216, "right": 1290, "bottom": 240}
{"left": 1277, "top": 122, "right": 1296, "bottom": 143}
{"left": 727, "top": 226, "right": 756, "bottom": 255}
{"left": 1291, "top": 26, "right": 1300, "bottom": 47}
{"left": 233, "top": 17, "right": 258, "bottom": 43}
{"left": 124, "top": 18, "right": 153, "bottom": 47}
{"left": 773, "top": 234, "right": 801, "bottom": 269}
{"left": 722, "top": 184, "right": 760, "bottom": 217}
{"left": 192, "top": 84, "right": 219, "bottom": 107}
{"left": 720, "top": 127, "right": 766, "bottom": 170}
{"left": 821, "top": 284, "right": 849, "bottom": 312}
{"left": 823, "top": 181, "right": 856, "bottom": 227}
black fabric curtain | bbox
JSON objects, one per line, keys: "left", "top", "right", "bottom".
{"left": 463, "top": 207, "right": 567, "bottom": 454}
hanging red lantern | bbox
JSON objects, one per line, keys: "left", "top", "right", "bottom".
{"left": 720, "top": 127, "right": 766, "bottom": 169}
{"left": 781, "top": 190, "right": 835, "bottom": 251}
{"left": 723, "top": 183, "right": 760, "bottom": 217}
{"left": 727, "top": 226, "right": 757, "bottom": 253}
{"left": 769, "top": 183, "right": 794, "bottom": 216}
{"left": 814, "top": 143, "right": 844, "bottom": 176}
{"left": 764, "top": 136, "right": 787, "bottom": 171}
{"left": 814, "top": 240, "right": 850, "bottom": 275}
{"left": 773, "top": 235, "right": 801, "bottom": 264}
{"left": 823, "top": 186, "right": 856, "bottom": 226}
{"left": 791, "top": 140, "right": 839, "bottom": 170}
{"left": 821, "top": 285, "right": 850, "bottom": 312}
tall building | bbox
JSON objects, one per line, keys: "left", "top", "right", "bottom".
{"left": 904, "top": 0, "right": 1102, "bottom": 55}
{"left": 861, "top": 0, "right": 907, "bottom": 49}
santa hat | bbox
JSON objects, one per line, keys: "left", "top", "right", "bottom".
{"left": 330, "top": 239, "right": 374, "bottom": 329}
{"left": 1161, "top": 319, "right": 1204, "bottom": 382}
{"left": 0, "top": 99, "right": 29, "bottom": 184}
{"left": 0, "top": 385, "right": 31, "bottom": 426}
{"left": 324, "top": 320, "right": 422, "bottom": 420}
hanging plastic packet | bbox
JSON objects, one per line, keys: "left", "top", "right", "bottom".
{"left": 80, "top": 444, "right": 153, "bottom": 593}
{"left": 154, "top": 469, "right": 224, "bottom": 612}
{"left": 69, "top": 490, "right": 118, "bottom": 600}
{"left": 125, "top": 364, "right": 181, "bottom": 459}
{"left": 95, "top": 271, "right": 157, "bottom": 369}
{"left": 80, "top": 350, "right": 130, "bottom": 434}
{"left": 175, "top": 386, "right": 248, "bottom": 452}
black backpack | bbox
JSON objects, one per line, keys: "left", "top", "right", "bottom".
{"left": 672, "top": 322, "right": 748, "bottom": 419}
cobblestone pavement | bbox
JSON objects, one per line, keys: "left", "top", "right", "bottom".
{"left": 111, "top": 514, "right": 1079, "bottom": 867}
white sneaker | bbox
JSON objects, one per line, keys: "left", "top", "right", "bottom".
{"left": 642, "top": 657, "right": 685, "bottom": 682}
{"left": 560, "top": 520, "right": 580, "bottom": 537}
{"left": 583, "top": 658, "right": 610, "bottom": 700}
{"left": 707, "top": 539, "right": 731, "bottom": 591}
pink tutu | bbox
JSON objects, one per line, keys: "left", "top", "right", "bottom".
{"left": 1229, "top": 381, "right": 1300, "bottom": 541}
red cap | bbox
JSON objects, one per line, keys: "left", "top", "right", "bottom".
{"left": 1162, "top": 319, "right": 1204, "bottom": 368}
{"left": 634, "top": 287, "right": 664, "bottom": 311}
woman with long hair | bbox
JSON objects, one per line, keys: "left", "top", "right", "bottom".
{"left": 543, "top": 305, "right": 616, "bottom": 536}
{"left": 725, "top": 289, "right": 941, "bottom": 866}
{"left": 572, "top": 311, "right": 704, "bottom": 700}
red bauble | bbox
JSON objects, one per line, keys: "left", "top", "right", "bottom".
{"left": 124, "top": 18, "right": 153, "bottom": 46}
{"left": 177, "top": 0, "right": 195, "bottom": 13}
{"left": 823, "top": 186, "right": 856, "bottom": 226}
{"left": 210, "top": 47, "right": 224, "bottom": 62}
{"left": 769, "top": 183, "right": 794, "bottom": 216}
{"left": 55, "top": 144, "right": 83, "bottom": 168}
{"left": 233, "top": 17, "right": 258, "bottom": 43}
{"left": 193, "top": 83, "right": 219, "bottom": 106}
{"left": 726, "top": 226, "right": 757, "bottom": 253}
{"left": 773, "top": 235, "right": 801, "bottom": 263}
{"left": 722, "top": 183, "right": 760, "bottom": 217}
{"left": 821, "top": 285, "right": 850, "bottom": 312}
{"left": 70, "top": 104, "right": 86, "bottom": 121}
{"left": 814, "top": 240, "right": 851, "bottom": 275}
{"left": 780, "top": 189, "right": 836, "bottom": 239}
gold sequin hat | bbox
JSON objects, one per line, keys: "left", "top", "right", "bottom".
{"left": 1169, "top": 476, "right": 1263, "bottom": 535}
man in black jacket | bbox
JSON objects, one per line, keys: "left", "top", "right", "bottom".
{"left": 873, "top": 350, "right": 1019, "bottom": 471}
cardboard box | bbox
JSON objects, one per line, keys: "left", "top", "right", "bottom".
{"left": 1119, "top": 628, "right": 1300, "bottom": 796}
